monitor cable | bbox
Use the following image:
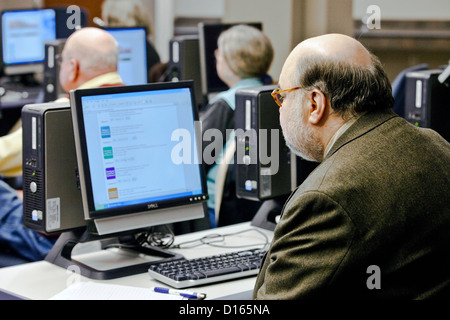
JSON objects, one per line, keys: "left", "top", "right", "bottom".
{"left": 101, "top": 225, "right": 175, "bottom": 251}
{"left": 104, "top": 226, "right": 269, "bottom": 252}
{"left": 170, "top": 228, "right": 270, "bottom": 250}
{"left": 136, "top": 225, "right": 175, "bottom": 249}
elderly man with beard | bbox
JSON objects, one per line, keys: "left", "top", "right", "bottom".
{"left": 253, "top": 33, "right": 450, "bottom": 300}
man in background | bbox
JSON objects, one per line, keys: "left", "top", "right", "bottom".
{"left": 0, "top": 27, "right": 123, "bottom": 178}
{"left": 0, "top": 27, "right": 124, "bottom": 265}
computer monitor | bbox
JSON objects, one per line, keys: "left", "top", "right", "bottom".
{"left": 1, "top": 8, "right": 56, "bottom": 76}
{"left": 198, "top": 22, "right": 263, "bottom": 100}
{"left": 45, "top": 81, "right": 208, "bottom": 279}
{"left": 103, "top": 27, "right": 148, "bottom": 85}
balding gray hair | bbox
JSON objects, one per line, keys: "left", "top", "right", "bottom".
{"left": 65, "top": 27, "right": 119, "bottom": 77}
{"left": 294, "top": 53, "right": 394, "bottom": 119}
{"left": 218, "top": 24, "right": 274, "bottom": 79}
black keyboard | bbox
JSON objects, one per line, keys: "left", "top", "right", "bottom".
{"left": 148, "top": 248, "right": 267, "bottom": 289}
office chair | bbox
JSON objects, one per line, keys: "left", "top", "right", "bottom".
{"left": 214, "top": 139, "right": 236, "bottom": 226}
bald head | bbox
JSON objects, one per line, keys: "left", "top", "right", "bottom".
{"left": 280, "top": 34, "right": 372, "bottom": 87}
{"left": 279, "top": 33, "right": 393, "bottom": 118}
{"left": 278, "top": 33, "right": 393, "bottom": 162}
{"left": 59, "top": 27, "right": 119, "bottom": 92}
{"left": 65, "top": 27, "right": 118, "bottom": 76}
{"left": 299, "top": 33, "right": 372, "bottom": 66}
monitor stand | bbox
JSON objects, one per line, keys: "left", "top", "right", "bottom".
{"left": 45, "top": 228, "right": 184, "bottom": 280}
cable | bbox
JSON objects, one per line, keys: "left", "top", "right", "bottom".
{"left": 103, "top": 226, "right": 269, "bottom": 252}
{"left": 138, "top": 225, "right": 175, "bottom": 249}
{"left": 170, "top": 228, "right": 270, "bottom": 250}
{"left": 102, "top": 225, "right": 176, "bottom": 250}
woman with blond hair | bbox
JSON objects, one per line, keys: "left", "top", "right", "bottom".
{"left": 200, "top": 24, "right": 274, "bottom": 228}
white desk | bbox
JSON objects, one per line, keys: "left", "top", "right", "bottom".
{"left": 0, "top": 223, "right": 273, "bottom": 300}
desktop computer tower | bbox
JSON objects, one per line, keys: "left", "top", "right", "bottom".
{"left": 167, "top": 35, "right": 203, "bottom": 108}
{"left": 405, "top": 69, "right": 450, "bottom": 141}
{"left": 234, "top": 85, "right": 295, "bottom": 201}
{"left": 22, "top": 102, "right": 85, "bottom": 234}
{"left": 43, "top": 39, "right": 66, "bottom": 102}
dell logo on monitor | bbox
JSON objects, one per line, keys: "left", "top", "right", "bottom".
{"left": 148, "top": 203, "right": 159, "bottom": 209}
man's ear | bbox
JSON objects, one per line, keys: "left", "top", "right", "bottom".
{"left": 307, "top": 89, "right": 327, "bottom": 125}
{"left": 68, "top": 58, "right": 80, "bottom": 82}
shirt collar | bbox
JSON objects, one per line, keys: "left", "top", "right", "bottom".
{"left": 324, "top": 114, "right": 361, "bottom": 158}
{"left": 77, "top": 72, "right": 123, "bottom": 90}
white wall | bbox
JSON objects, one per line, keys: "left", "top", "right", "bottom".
{"left": 353, "top": 0, "right": 450, "bottom": 20}
{"left": 155, "top": 0, "right": 450, "bottom": 81}
{"left": 174, "top": 0, "right": 224, "bottom": 17}
{"left": 0, "top": 0, "right": 40, "bottom": 10}
{"left": 154, "top": 0, "right": 293, "bottom": 81}
{"left": 157, "top": 0, "right": 293, "bottom": 81}
{"left": 154, "top": 0, "right": 174, "bottom": 61}
{"left": 222, "top": 0, "right": 292, "bottom": 81}
{"left": 154, "top": 0, "right": 226, "bottom": 63}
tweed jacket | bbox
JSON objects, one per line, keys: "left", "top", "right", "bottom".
{"left": 253, "top": 109, "right": 450, "bottom": 299}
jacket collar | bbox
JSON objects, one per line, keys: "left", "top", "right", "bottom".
{"left": 324, "top": 109, "right": 398, "bottom": 161}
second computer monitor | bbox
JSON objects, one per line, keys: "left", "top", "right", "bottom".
{"left": 1, "top": 8, "right": 57, "bottom": 75}
{"left": 198, "top": 22, "right": 262, "bottom": 99}
{"left": 0, "top": 7, "right": 88, "bottom": 77}
{"left": 104, "top": 27, "right": 148, "bottom": 85}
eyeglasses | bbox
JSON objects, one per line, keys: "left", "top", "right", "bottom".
{"left": 271, "top": 86, "right": 302, "bottom": 107}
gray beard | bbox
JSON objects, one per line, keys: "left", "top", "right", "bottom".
{"left": 282, "top": 124, "right": 323, "bottom": 163}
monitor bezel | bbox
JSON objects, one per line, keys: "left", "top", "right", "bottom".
{"left": 70, "top": 81, "right": 208, "bottom": 222}
{"left": 198, "top": 21, "right": 263, "bottom": 97}
{"left": 101, "top": 26, "right": 149, "bottom": 85}
{"left": 0, "top": 8, "right": 57, "bottom": 76}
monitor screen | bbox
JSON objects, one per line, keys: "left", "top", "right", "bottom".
{"left": 1, "top": 8, "right": 56, "bottom": 75}
{"left": 104, "top": 27, "right": 148, "bottom": 85}
{"left": 198, "top": 22, "right": 262, "bottom": 97}
{"left": 70, "top": 81, "right": 208, "bottom": 236}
